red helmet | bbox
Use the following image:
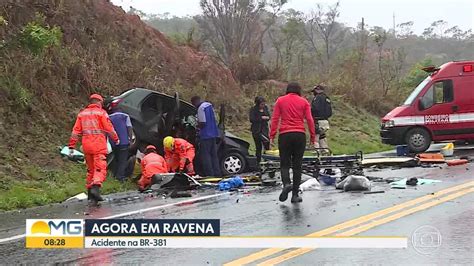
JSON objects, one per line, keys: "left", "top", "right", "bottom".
{"left": 89, "top": 93, "right": 104, "bottom": 101}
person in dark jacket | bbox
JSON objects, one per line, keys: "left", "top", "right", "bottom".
{"left": 249, "top": 96, "right": 271, "bottom": 164}
{"left": 311, "top": 85, "right": 332, "bottom": 152}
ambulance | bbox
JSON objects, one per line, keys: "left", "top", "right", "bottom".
{"left": 381, "top": 61, "right": 474, "bottom": 152}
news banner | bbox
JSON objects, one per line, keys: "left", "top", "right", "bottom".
{"left": 25, "top": 219, "right": 407, "bottom": 249}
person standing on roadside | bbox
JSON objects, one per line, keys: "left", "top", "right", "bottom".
{"left": 69, "top": 93, "right": 119, "bottom": 203}
{"left": 270, "top": 82, "right": 316, "bottom": 203}
{"left": 191, "top": 96, "right": 221, "bottom": 177}
{"left": 249, "top": 96, "right": 270, "bottom": 164}
{"left": 109, "top": 107, "right": 133, "bottom": 182}
{"left": 311, "top": 84, "right": 332, "bottom": 153}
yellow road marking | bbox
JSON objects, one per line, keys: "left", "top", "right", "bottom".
{"left": 257, "top": 187, "right": 474, "bottom": 265}
{"left": 224, "top": 181, "right": 474, "bottom": 266}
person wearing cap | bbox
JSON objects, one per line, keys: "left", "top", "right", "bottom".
{"left": 249, "top": 96, "right": 271, "bottom": 164}
{"left": 138, "top": 145, "right": 169, "bottom": 191}
{"left": 311, "top": 85, "right": 332, "bottom": 152}
{"left": 163, "top": 136, "right": 195, "bottom": 175}
{"left": 69, "top": 93, "right": 119, "bottom": 203}
{"left": 109, "top": 107, "right": 133, "bottom": 182}
{"left": 270, "top": 82, "right": 316, "bottom": 203}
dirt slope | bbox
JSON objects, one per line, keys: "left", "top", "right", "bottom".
{"left": 0, "top": 0, "right": 238, "bottom": 186}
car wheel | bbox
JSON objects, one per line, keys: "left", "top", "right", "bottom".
{"left": 406, "top": 127, "right": 431, "bottom": 153}
{"left": 222, "top": 152, "right": 246, "bottom": 175}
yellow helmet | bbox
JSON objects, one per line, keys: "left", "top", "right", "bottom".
{"left": 163, "top": 136, "right": 175, "bottom": 151}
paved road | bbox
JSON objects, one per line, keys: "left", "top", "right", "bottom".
{"left": 0, "top": 146, "right": 473, "bottom": 265}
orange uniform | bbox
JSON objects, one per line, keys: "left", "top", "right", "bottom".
{"left": 69, "top": 103, "right": 119, "bottom": 189}
{"left": 164, "top": 138, "right": 195, "bottom": 175}
{"left": 138, "top": 152, "right": 168, "bottom": 190}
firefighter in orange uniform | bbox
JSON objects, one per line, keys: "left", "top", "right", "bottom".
{"left": 138, "top": 145, "right": 169, "bottom": 191}
{"left": 69, "top": 93, "right": 119, "bottom": 203}
{"left": 163, "top": 136, "right": 195, "bottom": 175}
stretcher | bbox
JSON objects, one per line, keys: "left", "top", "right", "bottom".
{"left": 260, "top": 149, "right": 364, "bottom": 178}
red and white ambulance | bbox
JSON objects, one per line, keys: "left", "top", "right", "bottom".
{"left": 381, "top": 61, "right": 474, "bottom": 152}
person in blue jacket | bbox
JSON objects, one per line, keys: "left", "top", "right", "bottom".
{"left": 109, "top": 107, "right": 133, "bottom": 181}
{"left": 191, "top": 96, "right": 221, "bottom": 177}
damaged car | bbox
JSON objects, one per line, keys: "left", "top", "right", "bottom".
{"left": 105, "top": 88, "right": 257, "bottom": 176}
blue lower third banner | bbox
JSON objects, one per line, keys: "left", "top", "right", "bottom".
{"left": 84, "top": 219, "right": 220, "bottom": 237}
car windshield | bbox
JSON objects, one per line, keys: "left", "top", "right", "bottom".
{"left": 403, "top": 76, "right": 431, "bottom": 105}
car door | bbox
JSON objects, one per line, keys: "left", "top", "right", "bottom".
{"left": 161, "top": 92, "right": 181, "bottom": 137}
{"left": 140, "top": 94, "right": 165, "bottom": 143}
{"left": 416, "top": 79, "right": 460, "bottom": 141}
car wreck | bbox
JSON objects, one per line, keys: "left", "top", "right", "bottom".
{"left": 104, "top": 88, "right": 258, "bottom": 176}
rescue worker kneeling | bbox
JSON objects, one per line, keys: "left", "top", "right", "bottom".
{"left": 163, "top": 136, "right": 195, "bottom": 175}
{"left": 138, "top": 145, "right": 169, "bottom": 192}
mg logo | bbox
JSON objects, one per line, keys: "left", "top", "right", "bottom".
{"left": 27, "top": 219, "right": 83, "bottom": 236}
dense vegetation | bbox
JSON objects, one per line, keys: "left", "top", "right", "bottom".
{"left": 141, "top": 0, "right": 472, "bottom": 115}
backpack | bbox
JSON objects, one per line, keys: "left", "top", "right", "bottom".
{"left": 312, "top": 94, "right": 332, "bottom": 120}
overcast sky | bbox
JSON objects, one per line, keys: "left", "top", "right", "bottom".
{"left": 112, "top": 0, "right": 473, "bottom": 33}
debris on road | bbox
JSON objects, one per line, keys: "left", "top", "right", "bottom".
{"left": 390, "top": 178, "right": 442, "bottom": 189}
{"left": 218, "top": 176, "right": 245, "bottom": 191}
{"left": 299, "top": 178, "right": 322, "bottom": 191}
{"left": 396, "top": 145, "right": 409, "bottom": 156}
{"left": 446, "top": 159, "right": 468, "bottom": 166}
{"left": 362, "top": 157, "right": 419, "bottom": 167}
{"left": 441, "top": 143, "right": 454, "bottom": 157}
{"left": 417, "top": 153, "right": 445, "bottom": 163}
{"left": 170, "top": 191, "right": 192, "bottom": 198}
{"left": 65, "top": 192, "right": 87, "bottom": 202}
{"left": 363, "top": 190, "right": 385, "bottom": 194}
{"left": 406, "top": 177, "right": 418, "bottom": 186}
{"left": 336, "top": 175, "right": 371, "bottom": 192}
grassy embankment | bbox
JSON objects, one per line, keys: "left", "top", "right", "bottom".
{"left": 238, "top": 98, "right": 391, "bottom": 155}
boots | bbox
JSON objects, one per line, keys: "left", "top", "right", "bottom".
{"left": 291, "top": 191, "right": 303, "bottom": 203}
{"left": 279, "top": 184, "right": 293, "bottom": 202}
{"left": 89, "top": 185, "right": 104, "bottom": 202}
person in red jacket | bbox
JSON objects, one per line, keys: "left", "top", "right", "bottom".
{"left": 69, "top": 93, "right": 119, "bottom": 203}
{"left": 138, "top": 145, "right": 169, "bottom": 191}
{"left": 163, "top": 136, "right": 195, "bottom": 175}
{"left": 270, "top": 82, "right": 316, "bottom": 203}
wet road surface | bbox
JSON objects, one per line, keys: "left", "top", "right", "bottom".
{"left": 0, "top": 146, "right": 473, "bottom": 265}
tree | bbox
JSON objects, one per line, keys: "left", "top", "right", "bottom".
{"left": 303, "top": 1, "right": 344, "bottom": 72}
{"left": 279, "top": 9, "right": 304, "bottom": 79}
{"left": 445, "top": 26, "right": 464, "bottom": 40}
{"left": 196, "top": 0, "right": 287, "bottom": 66}
{"left": 396, "top": 21, "right": 414, "bottom": 39}
{"left": 371, "top": 26, "right": 406, "bottom": 97}
{"left": 423, "top": 20, "right": 448, "bottom": 39}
